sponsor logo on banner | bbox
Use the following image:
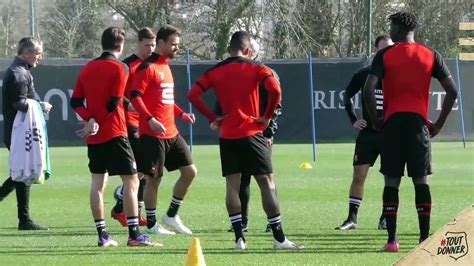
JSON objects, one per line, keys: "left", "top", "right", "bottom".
{"left": 437, "top": 232, "right": 469, "bottom": 261}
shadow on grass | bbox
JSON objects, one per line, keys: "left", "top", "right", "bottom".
{"left": 0, "top": 243, "right": 414, "bottom": 256}
{"left": 0, "top": 231, "right": 97, "bottom": 237}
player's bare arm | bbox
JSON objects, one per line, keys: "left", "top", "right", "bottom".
{"left": 430, "top": 76, "right": 457, "bottom": 137}
{"left": 363, "top": 74, "right": 381, "bottom": 131}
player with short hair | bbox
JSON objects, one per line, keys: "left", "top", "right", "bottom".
{"left": 111, "top": 27, "right": 158, "bottom": 228}
{"left": 363, "top": 12, "right": 457, "bottom": 252}
{"left": 70, "top": 27, "right": 153, "bottom": 247}
{"left": 213, "top": 38, "right": 283, "bottom": 233}
{"left": 336, "top": 35, "right": 393, "bottom": 231}
{"left": 130, "top": 25, "right": 197, "bottom": 236}
{"left": 188, "top": 31, "right": 303, "bottom": 250}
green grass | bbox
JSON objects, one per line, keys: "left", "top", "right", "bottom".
{"left": 0, "top": 142, "right": 472, "bottom": 265}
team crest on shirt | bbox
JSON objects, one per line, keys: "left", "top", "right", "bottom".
{"left": 159, "top": 71, "right": 165, "bottom": 80}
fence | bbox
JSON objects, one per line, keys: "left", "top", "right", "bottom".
{"left": 0, "top": 57, "right": 471, "bottom": 146}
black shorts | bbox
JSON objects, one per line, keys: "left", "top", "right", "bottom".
{"left": 239, "top": 143, "right": 274, "bottom": 187}
{"left": 138, "top": 134, "right": 193, "bottom": 177}
{"left": 87, "top": 136, "right": 137, "bottom": 176}
{"left": 127, "top": 126, "right": 140, "bottom": 159}
{"left": 353, "top": 130, "right": 382, "bottom": 166}
{"left": 219, "top": 133, "right": 273, "bottom": 177}
{"left": 380, "top": 112, "right": 432, "bottom": 178}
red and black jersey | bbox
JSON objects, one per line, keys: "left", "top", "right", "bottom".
{"left": 344, "top": 65, "right": 383, "bottom": 132}
{"left": 370, "top": 42, "right": 451, "bottom": 124}
{"left": 123, "top": 54, "right": 142, "bottom": 127}
{"left": 188, "top": 56, "right": 281, "bottom": 139}
{"left": 130, "top": 52, "right": 184, "bottom": 139}
{"left": 70, "top": 52, "right": 129, "bottom": 144}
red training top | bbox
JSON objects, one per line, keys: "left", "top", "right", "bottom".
{"left": 369, "top": 42, "right": 451, "bottom": 124}
{"left": 123, "top": 54, "right": 142, "bottom": 127}
{"left": 188, "top": 56, "right": 281, "bottom": 139}
{"left": 130, "top": 52, "right": 184, "bottom": 139}
{"left": 70, "top": 52, "right": 129, "bottom": 144}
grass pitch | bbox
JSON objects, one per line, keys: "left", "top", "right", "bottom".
{"left": 0, "top": 142, "right": 472, "bottom": 265}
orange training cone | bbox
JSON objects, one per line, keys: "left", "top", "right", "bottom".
{"left": 185, "top": 237, "right": 206, "bottom": 266}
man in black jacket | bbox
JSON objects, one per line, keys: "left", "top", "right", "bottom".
{"left": 0, "top": 37, "right": 52, "bottom": 230}
{"left": 213, "top": 39, "right": 283, "bottom": 233}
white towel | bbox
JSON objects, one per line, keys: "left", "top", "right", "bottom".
{"left": 10, "top": 99, "right": 50, "bottom": 185}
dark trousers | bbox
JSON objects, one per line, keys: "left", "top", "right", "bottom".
{"left": 0, "top": 145, "right": 31, "bottom": 222}
{"left": 0, "top": 177, "right": 31, "bottom": 222}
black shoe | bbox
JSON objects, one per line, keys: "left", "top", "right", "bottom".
{"left": 265, "top": 224, "right": 271, "bottom": 233}
{"left": 18, "top": 220, "right": 49, "bottom": 231}
{"left": 227, "top": 224, "right": 248, "bottom": 233}
{"left": 335, "top": 220, "right": 357, "bottom": 230}
{"left": 378, "top": 217, "right": 387, "bottom": 230}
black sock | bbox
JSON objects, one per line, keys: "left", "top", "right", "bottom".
{"left": 166, "top": 196, "right": 183, "bottom": 217}
{"left": 268, "top": 214, "right": 285, "bottom": 243}
{"left": 15, "top": 181, "right": 31, "bottom": 222}
{"left": 127, "top": 216, "right": 140, "bottom": 239}
{"left": 95, "top": 219, "right": 108, "bottom": 238}
{"left": 230, "top": 213, "right": 245, "bottom": 242}
{"left": 348, "top": 196, "right": 362, "bottom": 222}
{"left": 415, "top": 184, "right": 431, "bottom": 242}
{"left": 383, "top": 186, "right": 399, "bottom": 243}
{"left": 113, "top": 199, "right": 123, "bottom": 213}
{"left": 146, "top": 209, "right": 156, "bottom": 229}
{"left": 239, "top": 177, "right": 250, "bottom": 226}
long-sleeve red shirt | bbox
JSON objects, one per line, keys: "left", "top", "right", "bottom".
{"left": 130, "top": 52, "right": 184, "bottom": 139}
{"left": 70, "top": 52, "right": 129, "bottom": 144}
{"left": 188, "top": 56, "right": 281, "bottom": 139}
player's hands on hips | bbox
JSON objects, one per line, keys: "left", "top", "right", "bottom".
{"left": 429, "top": 120, "right": 441, "bottom": 138}
{"left": 149, "top": 117, "right": 167, "bottom": 135}
{"left": 210, "top": 116, "right": 224, "bottom": 130}
{"left": 76, "top": 118, "right": 99, "bottom": 138}
{"left": 181, "top": 112, "right": 196, "bottom": 124}
{"left": 353, "top": 119, "right": 367, "bottom": 130}
{"left": 264, "top": 137, "right": 273, "bottom": 147}
{"left": 254, "top": 116, "right": 271, "bottom": 128}
{"left": 40, "top": 101, "right": 52, "bottom": 113}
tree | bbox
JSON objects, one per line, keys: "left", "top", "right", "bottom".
{"left": 171, "top": 0, "right": 254, "bottom": 60}
{"left": 265, "top": 0, "right": 365, "bottom": 58}
{"left": 41, "top": 0, "right": 103, "bottom": 58}
{"left": 0, "top": 0, "right": 16, "bottom": 56}
{"left": 404, "top": 0, "right": 471, "bottom": 57}
{"left": 212, "top": 0, "right": 253, "bottom": 59}
{"left": 0, "top": 0, "right": 30, "bottom": 57}
{"left": 105, "top": 0, "right": 171, "bottom": 33}
{"left": 4, "top": 0, "right": 470, "bottom": 60}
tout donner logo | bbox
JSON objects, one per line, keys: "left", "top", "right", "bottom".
{"left": 437, "top": 232, "right": 469, "bottom": 261}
